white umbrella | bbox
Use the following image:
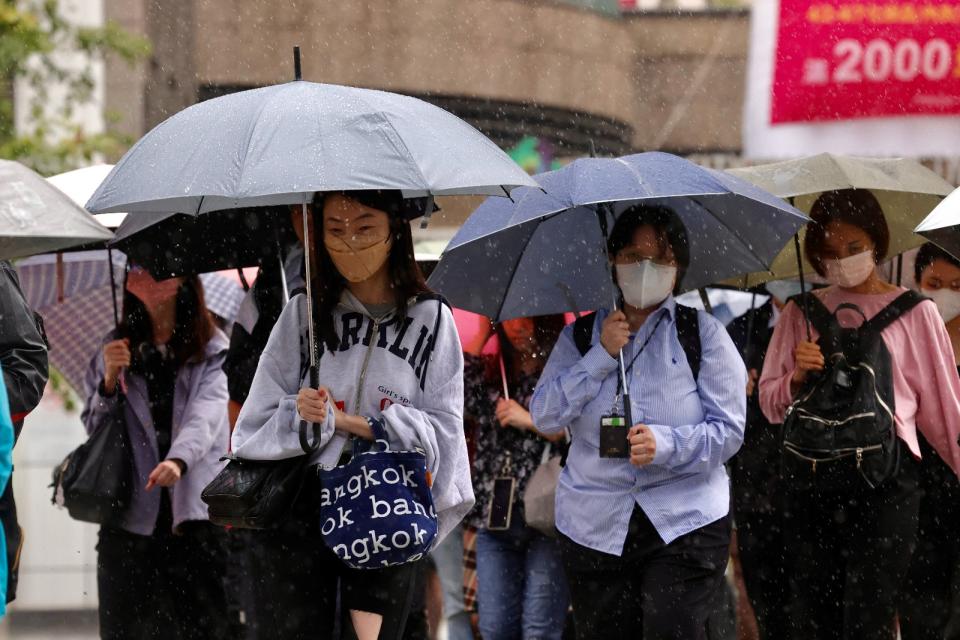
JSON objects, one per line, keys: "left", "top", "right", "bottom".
{"left": 46, "top": 164, "right": 126, "bottom": 229}
{"left": 915, "top": 187, "right": 960, "bottom": 259}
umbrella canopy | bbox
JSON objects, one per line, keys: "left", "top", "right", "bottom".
{"left": 110, "top": 207, "right": 292, "bottom": 279}
{"left": 428, "top": 152, "right": 809, "bottom": 321}
{"left": 86, "top": 81, "right": 539, "bottom": 216}
{"left": 0, "top": 160, "right": 112, "bottom": 260}
{"left": 914, "top": 187, "right": 960, "bottom": 259}
{"left": 46, "top": 164, "right": 127, "bottom": 229}
{"left": 17, "top": 251, "right": 244, "bottom": 394}
{"left": 727, "top": 154, "right": 954, "bottom": 286}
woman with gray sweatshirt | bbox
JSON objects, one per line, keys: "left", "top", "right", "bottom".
{"left": 82, "top": 266, "right": 231, "bottom": 640}
{"left": 232, "top": 190, "right": 474, "bottom": 640}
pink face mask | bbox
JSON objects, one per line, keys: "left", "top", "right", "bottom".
{"left": 126, "top": 269, "right": 182, "bottom": 308}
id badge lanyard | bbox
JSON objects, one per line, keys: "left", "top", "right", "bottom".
{"left": 599, "top": 314, "right": 665, "bottom": 458}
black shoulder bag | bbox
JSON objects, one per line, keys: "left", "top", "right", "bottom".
{"left": 202, "top": 297, "right": 322, "bottom": 529}
{"left": 51, "top": 391, "right": 133, "bottom": 524}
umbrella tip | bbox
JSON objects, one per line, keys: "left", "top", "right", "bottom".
{"left": 293, "top": 46, "right": 302, "bottom": 81}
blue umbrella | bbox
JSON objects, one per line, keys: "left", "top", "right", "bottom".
{"left": 428, "top": 152, "right": 809, "bottom": 432}
{"left": 429, "top": 152, "right": 809, "bottom": 321}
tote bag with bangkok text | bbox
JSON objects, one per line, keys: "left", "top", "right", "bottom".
{"left": 317, "top": 417, "right": 438, "bottom": 569}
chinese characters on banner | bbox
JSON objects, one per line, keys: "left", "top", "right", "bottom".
{"left": 772, "top": 0, "right": 960, "bottom": 123}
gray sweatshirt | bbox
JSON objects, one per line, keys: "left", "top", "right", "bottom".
{"left": 232, "top": 291, "right": 474, "bottom": 543}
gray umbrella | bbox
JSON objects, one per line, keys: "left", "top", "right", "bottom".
{"left": 0, "top": 160, "right": 112, "bottom": 260}
{"left": 85, "top": 81, "right": 538, "bottom": 215}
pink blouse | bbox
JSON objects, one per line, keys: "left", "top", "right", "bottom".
{"left": 759, "top": 286, "right": 960, "bottom": 477}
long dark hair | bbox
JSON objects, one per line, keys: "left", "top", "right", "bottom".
{"left": 312, "top": 192, "right": 430, "bottom": 353}
{"left": 488, "top": 315, "right": 566, "bottom": 388}
{"left": 119, "top": 275, "right": 215, "bottom": 369}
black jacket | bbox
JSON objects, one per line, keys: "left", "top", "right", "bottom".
{"left": 0, "top": 261, "right": 48, "bottom": 434}
{"left": 726, "top": 300, "right": 782, "bottom": 515}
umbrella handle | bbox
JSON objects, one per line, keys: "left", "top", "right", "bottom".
{"left": 793, "top": 234, "right": 812, "bottom": 342}
{"left": 498, "top": 352, "right": 510, "bottom": 401}
{"left": 107, "top": 248, "right": 120, "bottom": 330}
{"left": 300, "top": 200, "right": 323, "bottom": 452}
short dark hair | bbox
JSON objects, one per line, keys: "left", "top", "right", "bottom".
{"left": 804, "top": 189, "right": 890, "bottom": 277}
{"left": 915, "top": 242, "right": 960, "bottom": 283}
{"left": 607, "top": 204, "right": 689, "bottom": 293}
{"left": 121, "top": 275, "right": 215, "bottom": 368}
{"left": 312, "top": 192, "right": 430, "bottom": 354}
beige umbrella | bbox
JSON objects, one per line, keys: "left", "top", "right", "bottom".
{"left": 725, "top": 153, "right": 954, "bottom": 287}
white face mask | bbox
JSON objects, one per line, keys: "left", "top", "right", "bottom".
{"left": 823, "top": 250, "right": 876, "bottom": 288}
{"left": 615, "top": 260, "right": 677, "bottom": 310}
{"left": 921, "top": 288, "right": 960, "bottom": 324}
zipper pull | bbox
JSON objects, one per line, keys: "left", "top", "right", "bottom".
{"left": 856, "top": 448, "right": 863, "bottom": 470}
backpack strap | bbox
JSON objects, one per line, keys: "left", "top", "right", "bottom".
{"left": 572, "top": 307, "right": 702, "bottom": 382}
{"left": 675, "top": 304, "right": 702, "bottom": 381}
{"left": 573, "top": 312, "right": 598, "bottom": 357}
{"left": 789, "top": 292, "right": 837, "bottom": 338}
{"left": 863, "top": 290, "right": 927, "bottom": 335}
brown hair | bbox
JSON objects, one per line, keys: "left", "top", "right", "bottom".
{"left": 804, "top": 189, "right": 889, "bottom": 277}
{"left": 607, "top": 204, "right": 690, "bottom": 294}
{"left": 489, "top": 314, "right": 566, "bottom": 387}
{"left": 121, "top": 275, "right": 215, "bottom": 368}
{"left": 312, "top": 192, "right": 430, "bottom": 354}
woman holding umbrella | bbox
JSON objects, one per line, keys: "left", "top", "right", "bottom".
{"left": 82, "top": 264, "right": 231, "bottom": 640}
{"left": 758, "top": 190, "right": 960, "bottom": 639}
{"left": 231, "top": 190, "right": 473, "bottom": 640}
{"left": 530, "top": 205, "right": 747, "bottom": 639}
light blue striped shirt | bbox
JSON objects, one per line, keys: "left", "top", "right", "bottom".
{"left": 530, "top": 297, "right": 746, "bottom": 555}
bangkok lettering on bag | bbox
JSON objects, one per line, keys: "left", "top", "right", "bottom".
{"left": 320, "top": 460, "right": 438, "bottom": 567}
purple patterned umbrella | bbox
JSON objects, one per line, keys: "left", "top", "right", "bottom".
{"left": 16, "top": 251, "right": 243, "bottom": 394}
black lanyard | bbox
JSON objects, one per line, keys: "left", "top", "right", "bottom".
{"left": 614, "top": 312, "right": 666, "bottom": 398}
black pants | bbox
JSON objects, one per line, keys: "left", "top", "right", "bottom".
{"left": 559, "top": 507, "right": 730, "bottom": 640}
{"left": 97, "top": 521, "right": 231, "bottom": 640}
{"left": 783, "top": 453, "right": 922, "bottom": 640}
{"left": 736, "top": 510, "right": 789, "bottom": 640}
{"left": 246, "top": 473, "right": 420, "bottom": 640}
{"left": 900, "top": 440, "right": 960, "bottom": 640}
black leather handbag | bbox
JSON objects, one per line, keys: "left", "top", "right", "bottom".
{"left": 51, "top": 394, "right": 132, "bottom": 524}
{"left": 202, "top": 419, "right": 321, "bottom": 529}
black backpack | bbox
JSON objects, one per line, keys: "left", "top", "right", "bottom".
{"left": 782, "top": 291, "right": 924, "bottom": 489}
{"left": 572, "top": 305, "right": 702, "bottom": 381}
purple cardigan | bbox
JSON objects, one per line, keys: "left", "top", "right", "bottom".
{"left": 80, "top": 330, "right": 230, "bottom": 535}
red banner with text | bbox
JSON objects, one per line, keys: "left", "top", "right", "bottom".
{"left": 771, "top": 0, "right": 960, "bottom": 123}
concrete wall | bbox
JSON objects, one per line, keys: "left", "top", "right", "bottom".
{"left": 103, "top": 0, "right": 751, "bottom": 156}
